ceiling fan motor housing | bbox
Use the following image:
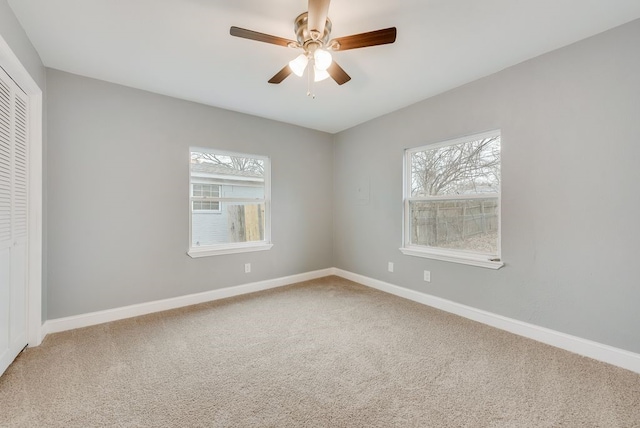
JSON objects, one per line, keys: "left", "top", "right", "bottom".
{"left": 294, "top": 12, "right": 332, "bottom": 51}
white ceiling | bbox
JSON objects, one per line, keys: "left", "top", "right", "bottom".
{"left": 8, "top": 0, "right": 640, "bottom": 133}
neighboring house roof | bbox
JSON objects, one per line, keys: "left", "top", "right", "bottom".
{"left": 190, "top": 161, "right": 263, "bottom": 179}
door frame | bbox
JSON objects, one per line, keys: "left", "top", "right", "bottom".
{"left": 0, "top": 35, "right": 44, "bottom": 347}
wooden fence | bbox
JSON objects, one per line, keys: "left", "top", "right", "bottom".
{"left": 412, "top": 200, "right": 498, "bottom": 247}
{"left": 228, "top": 204, "right": 265, "bottom": 243}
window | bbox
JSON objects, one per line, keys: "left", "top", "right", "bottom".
{"left": 400, "top": 130, "right": 503, "bottom": 269}
{"left": 191, "top": 184, "right": 221, "bottom": 212}
{"left": 188, "top": 148, "right": 272, "bottom": 257}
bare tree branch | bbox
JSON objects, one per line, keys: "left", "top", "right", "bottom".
{"left": 191, "top": 152, "right": 264, "bottom": 175}
{"left": 411, "top": 136, "right": 500, "bottom": 196}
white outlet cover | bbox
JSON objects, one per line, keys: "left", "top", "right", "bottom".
{"left": 388, "top": 262, "right": 394, "bottom": 272}
{"left": 424, "top": 270, "right": 431, "bottom": 282}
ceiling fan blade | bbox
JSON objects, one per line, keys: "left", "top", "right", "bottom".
{"left": 230, "top": 26, "right": 296, "bottom": 48}
{"left": 308, "top": 0, "right": 331, "bottom": 37}
{"left": 268, "top": 65, "right": 293, "bottom": 84}
{"left": 327, "top": 61, "right": 351, "bottom": 85}
{"left": 331, "top": 27, "right": 397, "bottom": 51}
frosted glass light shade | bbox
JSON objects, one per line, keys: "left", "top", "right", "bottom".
{"left": 313, "top": 49, "right": 332, "bottom": 71}
{"left": 289, "top": 54, "right": 308, "bottom": 77}
{"left": 314, "top": 67, "right": 330, "bottom": 82}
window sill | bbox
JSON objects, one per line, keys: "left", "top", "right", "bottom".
{"left": 188, "top": 242, "right": 273, "bottom": 258}
{"left": 399, "top": 246, "right": 504, "bottom": 270}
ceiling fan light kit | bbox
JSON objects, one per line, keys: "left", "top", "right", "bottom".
{"left": 230, "top": 0, "right": 397, "bottom": 95}
{"left": 289, "top": 54, "right": 309, "bottom": 77}
{"left": 314, "top": 67, "right": 330, "bottom": 82}
{"left": 313, "top": 48, "right": 332, "bottom": 71}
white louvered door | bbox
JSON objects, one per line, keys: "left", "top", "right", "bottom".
{"left": 0, "top": 66, "right": 28, "bottom": 377}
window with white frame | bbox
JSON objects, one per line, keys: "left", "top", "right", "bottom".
{"left": 400, "top": 130, "right": 503, "bottom": 269}
{"left": 188, "top": 148, "right": 272, "bottom": 257}
{"left": 191, "top": 183, "right": 221, "bottom": 212}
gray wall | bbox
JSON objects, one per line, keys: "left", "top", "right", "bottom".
{"left": 46, "top": 69, "right": 334, "bottom": 318}
{"left": 0, "top": 0, "right": 47, "bottom": 320}
{"left": 333, "top": 20, "right": 640, "bottom": 353}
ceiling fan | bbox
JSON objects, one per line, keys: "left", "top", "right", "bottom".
{"left": 230, "top": 0, "right": 397, "bottom": 86}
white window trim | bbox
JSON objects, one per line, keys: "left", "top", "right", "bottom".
{"left": 400, "top": 130, "right": 503, "bottom": 269}
{"left": 188, "top": 242, "right": 273, "bottom": 258}
{"left": 188, "top": 147, "right": 272, "bottom": 258}
{"left": 399, "top": 246, "right": 503, "bottom": 269}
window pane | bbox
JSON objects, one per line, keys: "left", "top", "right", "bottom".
{"left": 410, "top": 199, "right": 498, "bottom": 254}
{"left": 202, "top": 185, "right": 214, "bottom": 197}
{"left": 193, "top": 200, "right": 220, "bottom": 211}
{"left": 191, "top": 152, "right": 265, "bottom": 179}
{"left": 192, "top": 202, "right": 265, "bottom": 246}
{"left": 190, "top": 149, "right": 270, "bottom": 254}
{"left": 411, "top": 135, "right": 500, "bottom": 197}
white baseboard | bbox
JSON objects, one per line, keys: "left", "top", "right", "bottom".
{"left": 42, "top": 268, "right": 333, "bottom": 337}
{"left": 331, "top": 268, "right": 640, "bottom": 375}
{"left": 40, "top": 267, "right": 640, "bottom": 375}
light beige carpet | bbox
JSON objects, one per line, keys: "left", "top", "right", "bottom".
{"left": 1, "top": 276, "right": 639, "bottom": 427}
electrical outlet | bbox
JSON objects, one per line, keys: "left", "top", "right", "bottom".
{"left": 245, "top": 263, "right": 251, "bottom": 273}
{"left": 388, "top": 262, "right": 394, "bottom": 273}
{"left": 423, "top": 270, "right": 431, "bottom": 282}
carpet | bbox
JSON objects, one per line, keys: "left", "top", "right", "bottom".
{"left": 1, "top": 276, "right": 639, "bottom": 427}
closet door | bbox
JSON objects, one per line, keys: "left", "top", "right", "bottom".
{"left": 0, "top": 66, "right": 28, "bottom": 377}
